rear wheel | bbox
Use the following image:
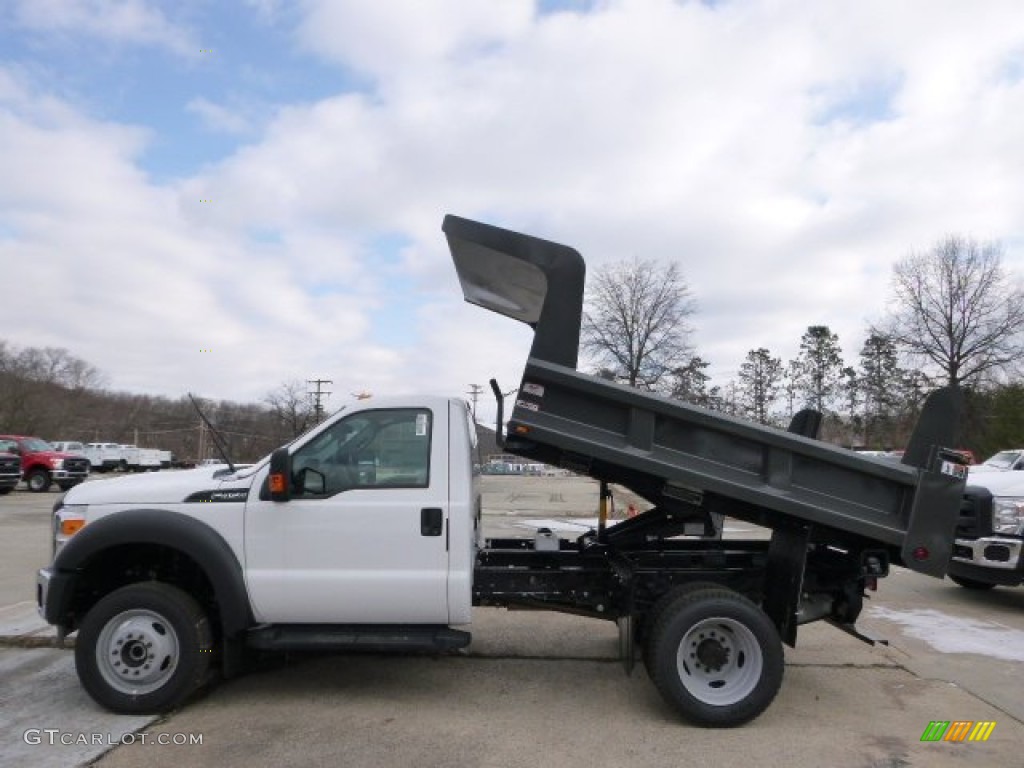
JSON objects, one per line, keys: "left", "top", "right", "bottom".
{"left": 949, "top": 574, "right": 997, "bottom": 590}
{"left": 26, "top": 469, "right": 51, "bottom": 493}
{"left": 648, "top": 587, "right": 783, "bottom": 727}
{"left": 75, "top": 582, "right": 213, "bottom": 714}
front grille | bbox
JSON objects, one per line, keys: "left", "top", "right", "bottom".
{"left": 0, "top": 458, "right": 18, "bottom": 473}
{"left": 957, "top": 487, "right": 994, "bottom": 538}
{"left": 64, "top": 458, "right": 89, "bottom": 473}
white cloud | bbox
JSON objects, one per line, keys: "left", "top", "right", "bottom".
{"left": 12, "top": 0, "right": 199, "bottom": 57}
{"left": 4, "top": 0, "right": 1024, "bottom": 412}
{"left": 186, "top": 97, "right": 254, "bottom": 135}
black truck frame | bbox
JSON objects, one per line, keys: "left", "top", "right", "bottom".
{"left": 447, "top": 215, "right": 968, "bottom": 726}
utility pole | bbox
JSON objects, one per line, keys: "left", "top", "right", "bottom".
{"left": 308, "top": 378, "right": 333, "bottom": 424}
{"left": 466, "top": 384, "right": 484, "bottom": 424}
{"left": 197, "top": 417, "right": 206, "bottom": 463}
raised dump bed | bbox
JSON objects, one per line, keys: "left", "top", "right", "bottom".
{"left": 444, "top": 214, "right": 967, "bottom": 578}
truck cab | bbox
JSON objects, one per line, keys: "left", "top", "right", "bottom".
{"left": 39, "top": 397, "right": 480, "bottom": 712}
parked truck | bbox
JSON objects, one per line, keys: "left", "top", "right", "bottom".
{"left": 948, "top": 451, "right": 1024, "bottom": 589}
{"left": 84, "top": 443, "right": 124, "bottom": 473}
{"left": 1, "top": 434, "right": 90, "bottom": 492}
{"left": 0, "top": 439, "right": 21, "bottom": 495}
{"left": 119, "top": 445, "right": 164, "bottom": 472}
{"left": 36, "top": 216, "right": 967, "bottom": 726}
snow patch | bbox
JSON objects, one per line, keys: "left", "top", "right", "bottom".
{"left": 868, "top": 606, "right": 1024, "bottom": 662}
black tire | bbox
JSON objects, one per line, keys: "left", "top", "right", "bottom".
{"left": 0, "top": 487, "right": 12, "bottom": 495}
{"left": 949, "top": 574, "right": 997, "bottom": 591}
{"left": 648, "top": 587, "right": 783, "bottom": 727}
{"left": 75, "top": 582, "right": 213, "bottom": 714}
{"left": 26, "top": 469, "right": 52, "bottom": 493}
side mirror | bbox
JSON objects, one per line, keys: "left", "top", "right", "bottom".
{"left": 268, "top": 448, "right": 291, "bottom": 502}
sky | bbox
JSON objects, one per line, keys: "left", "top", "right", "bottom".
{"left": 2, "top": 0, "right": 1024, "bottom": 425}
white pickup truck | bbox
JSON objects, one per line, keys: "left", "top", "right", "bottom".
{"left": 36, "top": 215, "right": 966, "bottom": 728}
{"left": 948, "top": 450, "right": 1024, "bottom": 590}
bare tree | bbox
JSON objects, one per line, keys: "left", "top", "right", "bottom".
{"left": 876, "top": 235, "right": 1024, "bottom": 388}
{"left": 264, "top": 380, "right": 315, "bottom": 438}
{"left": 581, "top": 256, "right": 695, "bottom": 390}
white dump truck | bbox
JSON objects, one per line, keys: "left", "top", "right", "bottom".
{"left": 37, "top": 216, "right": 967, "bottom": 727}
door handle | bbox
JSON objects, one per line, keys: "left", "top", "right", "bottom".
{"left": 421, "top": 508, "right": 443, "bottom": 537}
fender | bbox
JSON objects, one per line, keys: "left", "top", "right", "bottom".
{"left": 46, "top": 509, "right": 253, "bottom": 636}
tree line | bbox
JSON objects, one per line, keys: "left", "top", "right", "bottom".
{"left": 3, "top": 234, "right": 1021, "bottom": 463}
{"left": 0, "top": 342, "right": 319, "bottom": 462}
{"left": 582, "top": 235, "right": 1024, "bottom": 458}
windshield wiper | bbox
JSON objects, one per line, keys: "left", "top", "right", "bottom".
{"left": 187, "top": 393, "right": 236, "bottom": 473}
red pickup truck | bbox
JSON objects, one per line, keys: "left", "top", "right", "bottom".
{"left": 0, "top": 435, "right": 90, "bottom": 492}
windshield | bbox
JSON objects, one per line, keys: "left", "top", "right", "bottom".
{"left": 981, "top": 450, "right": 1023, "bottom": 469}
{"left": 23, "top": 438, "right": 54, "bottom": 452}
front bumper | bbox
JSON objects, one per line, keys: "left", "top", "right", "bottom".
{"left": 52, "top": 470, "right": 88, "bottom": 481}
{"left": 36, "top": 567, "right": 72, "bottom": 641}
{"left": 952, "top": 536, "right": 1023, "bottom": 571}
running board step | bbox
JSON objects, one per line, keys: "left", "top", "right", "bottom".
{"left": 246, "top": 624, "right": 472, "bottom": 652}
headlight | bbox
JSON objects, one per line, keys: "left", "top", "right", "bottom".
{"left": 993, "top": 497, "right": 1024, "bottom": 536}
{"left": 53, "top": 504, "right": 88, "bottom": 557}
{"left": 50, "top": 458, "right": 64, "bottom": 470}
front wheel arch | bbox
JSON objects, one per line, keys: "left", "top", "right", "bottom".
{"left": 49, "top": 509, "right": 254, "bottom": 638}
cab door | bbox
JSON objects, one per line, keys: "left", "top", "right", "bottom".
{"left": 244, "top": 406, "right": 449, "bottom": 623}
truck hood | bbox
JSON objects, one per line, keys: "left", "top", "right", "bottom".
{"left": 966, "top": 470, "right": 1024, "bottom": 496}
{"left": 63, "top": 466, "right": 254, "bottom": 505}
{"left": 35, "top": 451, "right": 82, "bottom": 461}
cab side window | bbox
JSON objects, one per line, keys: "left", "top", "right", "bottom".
{"left": 291, "top": 409, "right": 432, "bottom": 497}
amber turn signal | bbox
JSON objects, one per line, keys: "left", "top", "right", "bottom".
{"left": 60, "top": 519, "right": 85, "bottom": 536}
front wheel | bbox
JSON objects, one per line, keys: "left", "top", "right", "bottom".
{"left": 648, "top": 587, "right": 783, "bottom": 727}
{"left": 26, "top": 469, "right": 52, "bottom": 493}
{"left": 75, "top": 582, "right": 213, "bottom": 714}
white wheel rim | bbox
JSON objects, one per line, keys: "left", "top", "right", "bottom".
{"left": 676, "top": 616, "right": 763, "bottom": 706}
{"left": 95, "top": 609, "right": 180, "bottom": 695}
